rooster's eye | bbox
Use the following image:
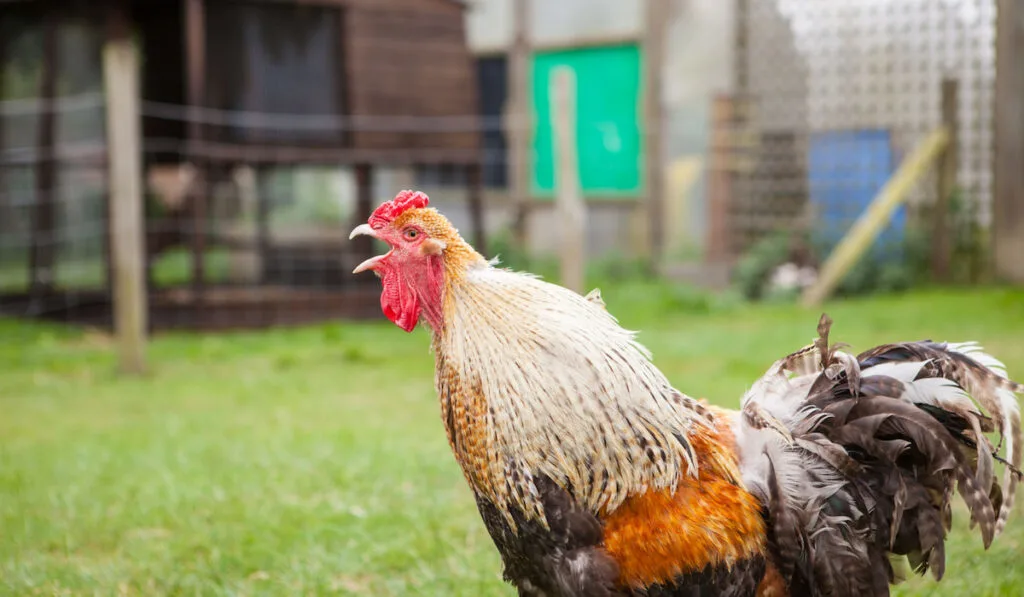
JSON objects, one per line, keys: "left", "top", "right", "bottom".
{"left": 403, "top": 228, "right": 419, "bottom": 240}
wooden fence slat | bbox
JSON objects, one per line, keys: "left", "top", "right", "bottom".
{"left": 104, "top": 18, "right": 147, "bottom": 374}
{"left": 931, "top": 79, "right": 958, "bottom": 281}
{"left": 551, "top": 67, "right": 585, "bottom": 294}
{"left": 508, "top": 0, "right": 532, "bottom": 247}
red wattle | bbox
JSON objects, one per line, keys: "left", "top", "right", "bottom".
{"left": 381, "top": 273, "right": 421, "bottom": 332}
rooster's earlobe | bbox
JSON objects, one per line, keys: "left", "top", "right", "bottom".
{"left": 421, "top": 238, "right": 447, "bottom": 256}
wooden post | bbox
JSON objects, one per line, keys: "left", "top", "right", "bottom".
{"left": 931, "top": 79, "right": 958, "bottom": 282}
{"left": 184, "top": 0, "right": 207, "bottom": 302}
{"left": 551, "top": 67, "right": 585, "bottom": 294}
{"left": 642, "top": 0, "right": 669, "bottom": 263}
{"left": 467, "top": 162, "right": 486, "bottom": 255}
{"left": 508, "top": 0, "right": 532, "bottom": 248}
{"left": 730, "top": 0, "right": 752, "bottom": 258}
{"left": 993, "top": 0, "right": 1024, "bottom": 283}
{"left": 29, "top": 11, "right": 59, "bottom": 299}
{"left": 104, "top": 3, "right": 147, "bottom": 374}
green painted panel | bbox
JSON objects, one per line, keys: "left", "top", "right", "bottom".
{"left": 531, "top": 44, "right": 642, "bottom": 198}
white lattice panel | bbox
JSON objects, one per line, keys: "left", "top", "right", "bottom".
{"left": 741, "top": 0, "right": 995, "bottom": 225}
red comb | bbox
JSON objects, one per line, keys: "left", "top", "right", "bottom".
{"left": 369, "top": 190, "right": 430, "bottom": 228}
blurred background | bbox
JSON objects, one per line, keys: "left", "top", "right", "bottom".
{"left": 2, "top": 0, "right": 1021, "bottom": 329}
{"left": 2, "top": 0, "right": 1024, "bottom": 595}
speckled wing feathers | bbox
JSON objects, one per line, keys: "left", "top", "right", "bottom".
{"left": 737, "top": 314, "right": 1023, "bottom": 596}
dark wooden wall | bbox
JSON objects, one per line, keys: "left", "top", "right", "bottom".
{"left": 16, "top": 0, "right": 480, "bottom": 164}
{"left": 344, "top": 0, "right": 480, "bottom": 157}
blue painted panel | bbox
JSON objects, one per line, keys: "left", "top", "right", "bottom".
{"left": 807, "top": 130, "right": 903, "bottom": 260}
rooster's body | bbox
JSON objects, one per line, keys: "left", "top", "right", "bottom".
{"left": 351, "top": 191, "right": 1023, "bottom": 597}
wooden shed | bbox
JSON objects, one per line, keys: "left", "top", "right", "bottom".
{"left": 0, "top": 0, "right": 484, "bottom": 330}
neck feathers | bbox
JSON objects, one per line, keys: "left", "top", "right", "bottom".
{"left": 409, "top": 229, "right": 485, "bottom": 333}
{"left": 433, "top": 266, "right": 707, "bottom": 522}
{"left": 440, "top": 236, "right": 487, "bottom": 277}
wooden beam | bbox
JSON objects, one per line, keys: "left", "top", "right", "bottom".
{"left": 508, "top": 0, "right": 531, "bottom": 248}
{"left": 551, "top": 67, "right": 585, "bottom": 294}
{"left": 931, "top": 79, "right": 958, "bottom": 282}
{"left": 184, "top": 0, "right": 207, "bottom": 302}
{"left": 802, "top": 127, "right": 950, "bottom": 307}
{"left": 473, "top": 33, "right": 639, "bottom": 56}
{"left": 104, "top": 1, "right": 147, "bottom": 374}
{"left": 139, "top": 142, "right": 482, "bottom": 167}
{"left": 29, "top": 10, "right": 59, "bottom": 299}
{"left": 466, "top": 162, "right": 486, "bottom": 255}
{"left": 993, "top": 0, "right": 1024, "bottom": 283}
{"left": 642, "top": 0, "right": 669, "bottom": 262}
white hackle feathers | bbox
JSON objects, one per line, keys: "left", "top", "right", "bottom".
{"left": 435, "top": 265, "right": 705, "bottom": 525}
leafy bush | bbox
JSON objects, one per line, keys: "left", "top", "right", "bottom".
{"left": 733, "top": 232, "right": 799, "bottom": 301}
{"left": 947, "top": 188, "right": 989, "bottom": 284}
{"left": 730, "top": 193, "right": 984, "bottom": 302}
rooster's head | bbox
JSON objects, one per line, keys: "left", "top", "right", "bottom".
{"left": 349, "top": 190, "right": 483, "bottom": 332}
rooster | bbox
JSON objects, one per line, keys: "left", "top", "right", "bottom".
{"left": 350, "top": 190, "right": 1023, "bottom": 597}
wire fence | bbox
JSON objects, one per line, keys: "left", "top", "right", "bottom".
{"left": 0, "top": 90, "right": 500, "bottom": 329}
{"left": 726, "top": 0, "right": 994, "bottom": 277}
{"left": 0, "top": 0, "right": 1004, "bottom": 329}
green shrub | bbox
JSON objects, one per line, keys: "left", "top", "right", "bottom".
{"left": 730, "top": 196, "right": 979, "bottom": 302}
{"left": 732, "top": 232, "right": 802, "bottom": 301}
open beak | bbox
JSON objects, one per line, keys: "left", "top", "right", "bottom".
{"left": 349, "top": 223, "right": 377, "bottom": 241}
{"left": 353, "top": 254, "right": 387, "bottom": 274}
{"left": 349, "top": 224, "right": 387, "bottom": 274}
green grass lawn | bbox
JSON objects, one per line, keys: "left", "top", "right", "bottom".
{"left": 2, "top": 283, "right": 1024, "bottom": 596}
